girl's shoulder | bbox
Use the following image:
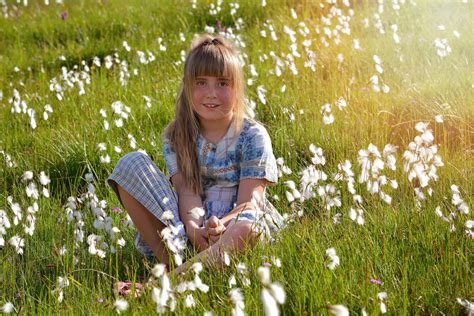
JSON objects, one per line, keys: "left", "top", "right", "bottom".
{"left": 240, "top": 118, "right": 271, "bottom": 140}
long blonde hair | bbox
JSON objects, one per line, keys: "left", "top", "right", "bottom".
{"left": 165, "top": 34, "right": 248, "bottom": 196}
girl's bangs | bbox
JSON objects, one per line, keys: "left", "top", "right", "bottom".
{"left": 189, "top": 48, "right": 236, "bottom": 79}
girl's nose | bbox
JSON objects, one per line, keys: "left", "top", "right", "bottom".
{"left": 206, "top": 86, "right": 218, "bottom": 98}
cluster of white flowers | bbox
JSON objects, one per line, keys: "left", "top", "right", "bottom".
{"left": 258, "top": 266, "right": 286, "bottom": 315}
{"left": 434, "top": 38, "right": 452, "bottom": 58}
{"left": 358, "top": 143, "right": 398, "bottom": 204}
{"left": 64, "top": 173, "right": 127, "bottom": 259}
{"left": 335, "top": 160, "right": 355, "bottom": 194}
{"left": 299, "top": 150, "right": 328, "bottom": 201}
{"left": 0, "top": 209, "right": 12, "bottom": 247}
{"left": 64, "top": 196, "right": 85, "bottom": 245}
{"left": 7, "top": 88, "right": 43, "bottom": 130}
{"left": 49, "top": 64, "right": 91, "bottom": 100}
{"left": 320, "top": 103, "right": 334, "bottom": 125}
{"left": 151, "top": 263, "right": 176, "bottom": 313}
{"left": 51, "top": 276, "right": 70, "bottom": 303}
{"left": 0, "top": 150, "right": 17, "bottom": 168}
{"left": 276, "top": 157, "right": 292, "bottom": 178}
{"left": 377, "top": 291, "right": 388, "bottom": 314}
{"left": 436, "top": 185, "right": 472, "bottom": 234}
{"left": 1, "top": 171, "right": 50, "bottom": 253}
{"left": 222, "top": 259, "right": 249, "bottom": 315}
{"left": 326, "top": 247, "right": 340, "bottom": 270}
{"left": 402, "top": 122, "right": 444, "bottom": 205}
{"left": 159, "top": 225, "right": 187, "bottom": 266}
{"left": 136, "top": 50, "right": 156, "bottom": 65}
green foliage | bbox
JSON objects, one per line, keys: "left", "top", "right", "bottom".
{"left": 0, "top": 0, "right": 472, "bottom": 314}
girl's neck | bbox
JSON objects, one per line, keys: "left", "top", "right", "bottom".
{"left": 199, "top": 115, "right": 234, "bottom": 144}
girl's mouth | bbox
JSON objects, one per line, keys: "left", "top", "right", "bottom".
{"left": 203, "top": 103, "right": 219, "bottom": 109}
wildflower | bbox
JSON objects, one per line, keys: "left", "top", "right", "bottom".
{"left": 456, "top": 298, "right": 474, "bottom": 314}
{"left": 258, "top": 266, "right": 285, "bottom": 315}
{"left": 229, "top": 275, "right": 237, "bottom": 287}
{"left": 349, "top": 208, "right": 364, "bottom": 225}
{"left": 9, "top": 235, "right": 25, "bottom": 255}
{"left": 229, "top": 288, "right": 245, "bottom": 316}
{"left": 113, "top": 299, "right": 129, "bottom": 313}
{"left": 327, "top": 304, "right": 349, "bottom": 316}
{"left": 162, "top": 210, "right": 174, "bottom": 221}
{"left": 185, "top": 294, "right": 195, "bottom": 307}
{"left": 39, "top": 171, "right": 50, "bottom": 186}
{"left": 377, "top": 292, "right": 388, "bottom": 314}
{"left": 189, "top": 207, "right": 205, "bottom": 219}
{"left": 326, "top": 248, "right": 340, "bottom": 270}
{"left": 0, "top": 302, "right": 14, "bottom": 313}
{"left": 320, "top": 103, "right": 334, "bottom": 125}
{"left": 52, "top": 276, "right": 70, "bottom": 303}
{"left": 100, "top": 155, "right": 111, "bottom": 164}
{"left": 335, "top": 97, "right": 347, "bottom": 111}
{"left": 22, "top": 171, "right": 34, "bottom": 181}
{"left": 370, "top": 278, "right": 382, "bottom": 285}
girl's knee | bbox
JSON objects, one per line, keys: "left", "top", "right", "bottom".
{"left": 118, "top": 151, "right": 150, "bottom": 167}
{"left": 225, "top": 221, "right": 259, "bottom": 246}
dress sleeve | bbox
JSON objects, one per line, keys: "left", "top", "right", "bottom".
{"left": 162, "top": 135, "right": 178, "bottom": 177}
{"left": 240, "top": 124, "right": 278, "bottom": 184}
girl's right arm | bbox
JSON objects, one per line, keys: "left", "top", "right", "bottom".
{"left": 171, "top": 173, "right": 209, "bottom": 251}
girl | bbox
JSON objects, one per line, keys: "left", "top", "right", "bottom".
{"left": 108, "top": 34, "right": 283, "bottom": 271}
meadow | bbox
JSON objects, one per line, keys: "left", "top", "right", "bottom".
{"left": 0, "top": 0, "right": 473, "bottom": 314}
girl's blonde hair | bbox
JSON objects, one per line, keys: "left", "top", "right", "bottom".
{"left": 165, "top": 34, "right": 248, "bottom": 196}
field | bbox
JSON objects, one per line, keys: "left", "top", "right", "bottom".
{"left": 0, "top": 0, "right": 473, "bottom": 314}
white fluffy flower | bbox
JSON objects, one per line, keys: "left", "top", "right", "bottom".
{"left": 0, "top": 302, "right": 14, "bottom": 313}
{"left": 326, "top": 248, "right": 340, "bottom": 270}
{"left": 113, "top": 299, "right": 129, "bottom": 313}
{"left": 189, "top": 207, "right": 205, "bottom": 219}
{"left": 327, "top": 304, "right": 349, "bottom": 316}
{"left": 9, "top": 235, "right": 25, "bottom": 254}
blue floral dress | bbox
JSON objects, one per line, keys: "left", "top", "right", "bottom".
{"left": 108, "top": 118, "right": 284, "bottom": 258}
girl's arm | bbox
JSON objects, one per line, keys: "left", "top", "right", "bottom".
{"left": 219, "top": 178, "right": 267, "bottom": 227}
{"left": 171, "top": 173, "right": 209, "bottom": 251}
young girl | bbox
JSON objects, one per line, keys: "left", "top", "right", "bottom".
{"left": 108, "top": 34, "right": 283, "bottom": 271}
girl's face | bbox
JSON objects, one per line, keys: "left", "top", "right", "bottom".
{"left": 191, "top": 75, "right": 235, "bottom": 126}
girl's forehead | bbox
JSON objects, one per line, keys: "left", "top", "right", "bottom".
{"left": 194, "top": 75, "right": 231, "bottom": 80}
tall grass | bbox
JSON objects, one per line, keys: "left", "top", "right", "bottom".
{"left": 0, "top": 0, "right": 472, "bottom": 314}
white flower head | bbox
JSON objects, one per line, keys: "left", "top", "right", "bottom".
{"left": 0, "top": 302, "right": 14, "bottom": 313}
{"left": 113, "top": 299, "right": 129, "bottom": 313}
{"left": 189, "top": 207, "right": 205, "bottom": 220}
{"left": 327, "top": 304, "right": 349, "bottom": 316}
{"left": 257, "top": 266, "right": 271, "bottom": 285}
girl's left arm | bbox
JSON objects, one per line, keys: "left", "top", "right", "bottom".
{"left": 219, "top": 178, "right": 267, "bottom": 227}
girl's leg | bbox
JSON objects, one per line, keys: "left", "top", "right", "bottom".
{"left": 116, "top": 185, "right": 170, "bottom": 265}
{"left": 175, "top": 221, "right": 257, "bottom": 274}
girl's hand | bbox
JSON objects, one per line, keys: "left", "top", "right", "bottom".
{"left": 186, "top": 225, "right": 209, "bottom": 252}
{"left": 206, "top": 216, "right": 226, "bottom": 245}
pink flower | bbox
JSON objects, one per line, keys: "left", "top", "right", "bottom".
{"left": 60, "top": 11, "right": 68, "bottom": 20}
{"left": 370, "top": 278, "right": 382, "bottom": 285}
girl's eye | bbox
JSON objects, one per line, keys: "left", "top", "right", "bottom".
{"left": 195, "top": 80, "right": 206, "bottom": 86}
{"left": 218, "top": 81, "right": 230, "bottom": 87}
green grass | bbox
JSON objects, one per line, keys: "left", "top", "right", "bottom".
{"left": 1, "top": 0, "right": 473, "bottom": 314}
